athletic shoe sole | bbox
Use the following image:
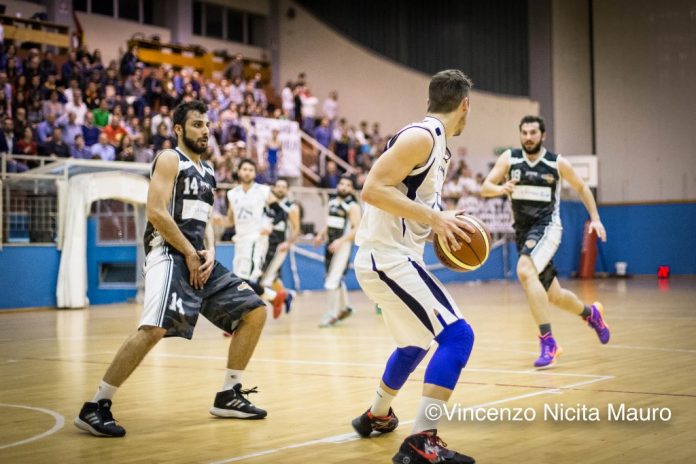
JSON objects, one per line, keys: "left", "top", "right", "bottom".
{"left": 209, "top": 407, "right": 266, "bottom": 419}
{"left": 73, "top": 417, "right": 124, "bottom": 437}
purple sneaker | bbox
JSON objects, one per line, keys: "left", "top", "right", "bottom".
{"left": 534, "top": 333, "right": 562, "bottom": 369}
{"left": 586, "top": 302, "right": 610, "bottom": 344}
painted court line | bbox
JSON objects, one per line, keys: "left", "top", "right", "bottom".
{"left": 0, "top": 404, "right": 65, "bottom": 450}
{"left": 207, "top": 375, "right": 612, "bottom": 464}
{"left": 151, "top": 354, "right": 610, "bottom": 380}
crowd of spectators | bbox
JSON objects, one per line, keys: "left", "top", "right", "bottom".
{"left": 0, "top": 42, "right": 492, "bottom": 213}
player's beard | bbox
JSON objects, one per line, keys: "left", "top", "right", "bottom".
{"left": 182, "top": 128, "right": 208, "bottom": 155}
{"left": 522, "top": 140, "right": 542, "bottom": 154}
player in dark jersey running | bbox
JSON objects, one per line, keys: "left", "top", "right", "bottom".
{"left": 74, "top": 101, "right": 269, "bottom": 438}
{"left": 481, "top": 115, "right": 610, "bottom": 368}
{"left": 259, "top": 178, "right": 300, "bottom": 312}
{"left": 313, "top": 175, "right": 361, "bottom": 327}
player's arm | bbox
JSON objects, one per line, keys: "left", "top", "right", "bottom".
{"left": 480, "top": 150, "right": 516, "bottom": 197}
{"left": 312, "top": 225, "right": 327, "bottom": 247}
{"left": 329, "top": 203, "right": 361, "bottom": 252}
{"left": 285, "top": 204, "right": 301, "bottom": 245}
{"left": 213, "top": 193, "right": 235, "bottom": 228}
{"left": 146, "top": 150, "right": 202, "bottom": 287}
{"left": 558, "top": 156, "right": 606, "bottom": 241}
{"left": 198, "top": 219, "right": 216, "bottom": 285}
{"left": 361, "top": 128, "right": 474, "bottom": 249}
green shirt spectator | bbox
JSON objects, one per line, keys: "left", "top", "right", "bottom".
{"left": 92, "top": 100, "right": 110, "bottom": 127}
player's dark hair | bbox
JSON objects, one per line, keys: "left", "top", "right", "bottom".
{"left": 238, "top": 158, "right": 257, "bottom": 172}
{"left": 339, "top": 174, "right": 355, "bottom": 189}
{"left": 427, "top": 70, "right": 473, "bottom": 113}
{"left": 519, "top": 115, "right": 546, "bottom": 133}
{"left": 172, "top": 100, "right": 208, "bottom": 129}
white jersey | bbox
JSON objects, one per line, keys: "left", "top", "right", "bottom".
{"left": 227, "top": 183, "right": 271, "bottom": 242}
{"left": 356, "top": 116, "right": 451, "bottom": 258}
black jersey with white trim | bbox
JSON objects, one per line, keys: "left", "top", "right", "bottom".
{"left": 144, "top": 147, "right": 216, "bottom": 255}
{"left": 508, "top": 148, "right": 561, "bottom": 228}
{"left": 327, "top": 194, "right": 357, "bottom": 244}
{"left": 266, "top": 197, "right": 294, "bottom": 246}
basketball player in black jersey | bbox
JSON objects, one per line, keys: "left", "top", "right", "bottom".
{"left": 75, "top": 101, "right": 269, "bottom": 438}
{"left": 312, "top": 175, "right": 361, "bottom": 327}
{"left": 481, "top": 115, "right": 610, "bottom": 368}
{"left": 259, "top": 178, "right": 300, "bottom": 313}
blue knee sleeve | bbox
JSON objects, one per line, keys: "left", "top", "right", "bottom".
{"left": 382, "top": 346, "right": 428, "bottom": 390}
{"left": 424, "top": 320, "right": 475, "bottom": 390}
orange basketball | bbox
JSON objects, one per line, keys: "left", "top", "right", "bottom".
{"left": 434, "top": 215, "right": 491, "bottom": 272}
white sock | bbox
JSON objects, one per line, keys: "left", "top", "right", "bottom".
{"left": 412, "top": 396, "right": 445, "bottom": 434}
{"left": 92, "top": 380, "right": 118, "bottom": 402}
{"left": 370, "top": 386, "right": 396, "bottom": 417}
{"left": 262, "top": 288, "right": 277, "bottom": 302}
{"left": 222, "top": 369, "right": 244, "bottom": 391}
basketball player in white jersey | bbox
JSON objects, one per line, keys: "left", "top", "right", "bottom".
{"left": 75, "top": 101, "right": 268, "bottom": 438}
{"left": 351, "top": 70, "right": 477, "bottom": 464}
{"left": 481, "top": 115, "right": 609, "bottom": 368}
{"left": 312, "top": 175, "right": 361, "bottom": 327}
{"left": 225, "top": 158, "right": 287, "bottom": 318}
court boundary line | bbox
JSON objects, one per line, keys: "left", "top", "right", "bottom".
{"left": 207, "top": 375, "right": 612, "bottom": 464}
{"left": 0, "top": 404, "right": 65, "bottom": 450}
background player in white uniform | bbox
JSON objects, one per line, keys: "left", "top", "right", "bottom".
{"left": 75, "top": 101, "right": 268, "bottom": 438}
{"left": 351, "top": 70, "right": 477, "bottom": 464}
{"left": 312, "top": 175, "right": 361, "bottom": 327}
{"left": 224, "top": 159, "right": 287, "bottom": 318}
{"left": 481, "top": 115, "right": 610, "bottom": 368}
{"left": 259, "top": 178, "right": 300, "bottom": 313}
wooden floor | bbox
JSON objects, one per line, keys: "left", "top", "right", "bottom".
{"left": 1, "top": 277, "right": 695, "bottom": 463}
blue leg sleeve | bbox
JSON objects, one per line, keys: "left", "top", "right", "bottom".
{"left": 381, "top": 346, "right": 428, "bottom": 390}
{"left": 424, "top": 320, "right": 475, "bottom": 390}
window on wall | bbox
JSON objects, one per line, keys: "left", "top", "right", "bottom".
{"left": 226, "top": 9, "right": 244, "bottom": 43}
{"left": 74, "top": 0, "right": 165, "bottom": 26}
{"left": 91, "top": 0, "right": 114, "bottom": 16}
{"left": 192, "top": 1, "right": 267, "bottom": 47}
{"left": 118, "top": 0, "right": 140, "bottom": 22}
{"left": 205, "top": 3, "right": 224, "bottom": 38}
{"left": 73, "top": 0, "right": 88, "bottom": 13}
{"left": 248, "top": 14, "right": 267, "bottom": 47}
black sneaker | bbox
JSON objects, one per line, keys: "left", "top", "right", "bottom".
{"left": 392, "top": 430, "right": 475, "bottom": 464}
{"left": 337, "top": 307, "right": 354, "bottom": 321}
{"left": 209, "top": 384, "right": 267, "bottom": 419}
{"left": 74, "top": 399, "right": 126, "bottom": 437}
{"left": 352, "top": 407, "right": 399, "bottom": 437}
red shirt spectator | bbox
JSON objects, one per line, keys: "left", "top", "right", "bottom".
{"left": 102, "top": 115, "right": 128, "bottom": 146}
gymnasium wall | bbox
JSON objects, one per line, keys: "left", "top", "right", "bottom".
{"left": 277, "top": 0, "right": 539, "bottom": 176}
{"left": 592, "top": 0, "right": 696, "bottom": 203}
{"left": 2, "top": 202, "right": 694, "bottom": 309}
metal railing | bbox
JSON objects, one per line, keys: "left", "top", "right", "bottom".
{"left": 299, "top": 131, "right": 357, "bottom": 178}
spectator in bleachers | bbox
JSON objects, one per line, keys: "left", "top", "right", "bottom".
{"left": 319, "top": 160, "right": 340, "bottom": 189}
{"left": 102, "top": 115, "right": 128, "bottom": 146}
{"left": 281, "top": 81, "right": 294, "bottom": 119}
{"left": 1, "top": 44, "right": 23, "bottom": 76}
{"left": 314, "top": 117, "right": 332, "bottom": 149}
{"left": 152, "top": 121, "right": 175, "bottom": 151}
{"left": 40, "top": 73, "right": 58, "bottom": 100}
{"left": 42, "top": 90, "right": 63, "bottom": 120}
{"left": 41, "top": 127, "right": 70, "bottom": 158}
{"left": 39, "top": 51, "right": 57, "bottom": 80}
{"left": 300, "top": 87, "right": 318, "bottom": 135}
{"left": 92, "top": 99, "right": 110, "bottom": 127}
{"left": 322, "top": 90, "right": 339, "bottom": 128}
{"left": 0, "top": 116, "right": 18, "bottom": 154}
{"left": 16, "top": 126, "right": 37, "bottom": 156}
{"left": 116, "top": 135, "right": 135, "bottom": 162}
{"left": 133, "top": 133, "right": 154, "bottom": 163}
{"left": 61, "top": 52, "right": 80, "bottom": 87}
{"left": 59, "top": 111, "right": 83, "bottom": 147}
{"left": 13, "top": 107, "right": 28, "bottom": 138}
{"left": 81, "top": 111, "right": 101, "bottom": 147}
{"left": 0, "top": 72, "right": 11, "bottom": 102}
{"left": 64, "top": 90, "right": 88, "bottom": 124}
{"left": 119, "top": 44, "right": 138, "bottom": 78}
{"left": 70, "top": 134, "right": 92, "bottom": 159}
{"left": 224, "top": 53, "right": 244, "bottom": 81}
{"left": 90, "top": 132, "right": 115, "bottom": 161}
{"left": 150, "top": 104, "right": 171, "bottom": 136}
{"left": 36, "top": 113, "right": 57, "bottom": 144}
